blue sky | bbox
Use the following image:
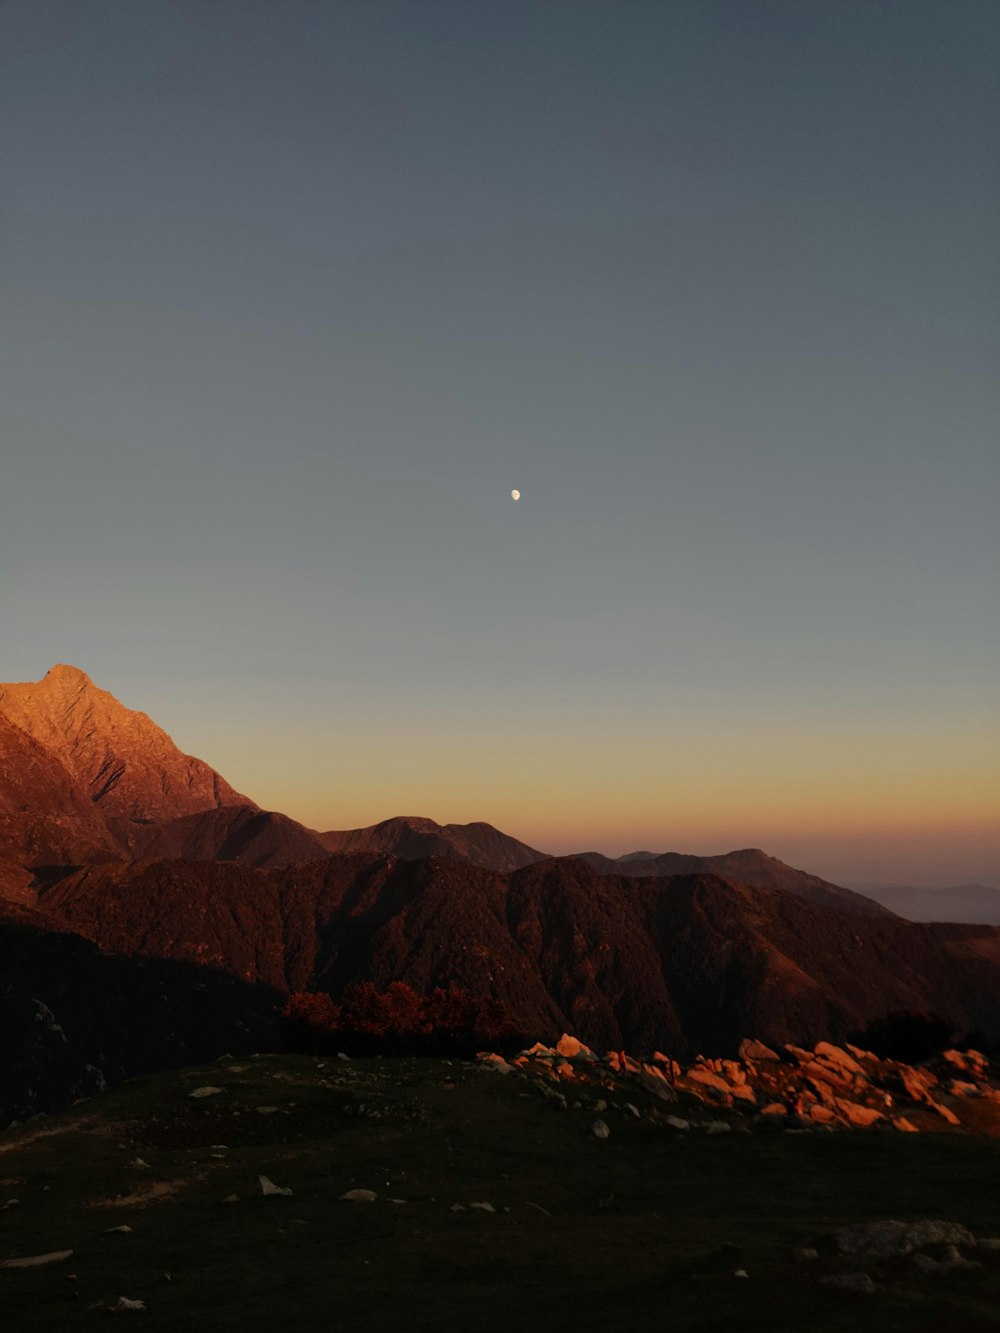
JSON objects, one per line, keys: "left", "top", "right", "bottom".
{"left": 2, "top": 1, "right": 997, "bottom": 884}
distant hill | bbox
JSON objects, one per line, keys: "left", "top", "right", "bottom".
{"left": 317, "top": 815, "right": 546, "bottom": 872}
{"left": 575, "top": 847, "right": 891, "bottom": 917}
{"left": 35, "top": 854, "right": 1000, "bottom": 1058}
{"left": 852, "top": 883, "right": 1000, "bottom": 925}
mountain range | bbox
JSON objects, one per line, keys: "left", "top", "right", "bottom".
{"left": 1, "top": 663, "right": 998, "bottom": 1122}
{"left": 0, "top": 665, "right": 886, "bottom": 916}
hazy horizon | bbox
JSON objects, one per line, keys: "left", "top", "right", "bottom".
{"left": 2, "top": 2, "right": 997, "bottom": 889}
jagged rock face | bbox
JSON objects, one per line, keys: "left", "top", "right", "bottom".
{"left": 0, "top": 711, "right": 121, "bottom": 868}
{"left": 0, "top": 665, "right": 253, "bottom": 822}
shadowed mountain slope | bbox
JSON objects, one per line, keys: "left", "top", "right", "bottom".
{"left": 0, "top": 906, "right": 280, "bottom": 1126}
{"left": 36, "top": 855, "right": 1000, "bottom": 1058}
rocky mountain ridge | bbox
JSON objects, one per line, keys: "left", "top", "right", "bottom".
{"left": 0, "top": 665, "right": 254, "bottom": 871}
{"left": 0, "top": 664, "right": 894, "bottom": 922}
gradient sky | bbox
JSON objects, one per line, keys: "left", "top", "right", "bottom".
{"left": 2, "top": 1, "right": 998, "bottom": 886}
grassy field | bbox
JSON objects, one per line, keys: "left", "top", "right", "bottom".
{"left": 2, "top": 1054, "right": 999, "bottom": 1331}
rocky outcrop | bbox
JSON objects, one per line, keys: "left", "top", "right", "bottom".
{"left": 479, "top": 1036, "right": 1000, "bottom": 1137}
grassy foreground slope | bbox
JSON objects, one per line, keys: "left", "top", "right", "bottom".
{"left": 2, "top": 1054, "right": 1000, "bottom": 1332}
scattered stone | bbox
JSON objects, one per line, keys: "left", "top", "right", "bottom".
{"left": 912, "top": 1247, "right": 981, "bottom": 1275}
{"left": 813, "top": 1042, "right": 865, "bottom": 1076}
{"left": 705, "top": 1121, "right": 732, "bottom": 1135}
{"left": 686, "top": 1068, "right": 732, "bottom": 1098}
{"left": 258, "top": 1175, "right": 293, "bottom": 1198}
{"left": 129, "top": 1158, "right": 150, "bottom": 1170}
{"left": 0, "top": 1250, "right": 73, "bottom": 1269}
{"left": 189, "top": 1087, "right": 223, "bottom": 1099}
{"left": 110, "top": 1296, "right": 146, "bottom": 1312}
{"left": 591, "top": 1119, "right": 610, "bottom": 1140}
{"left": 793, "top": 1247, "right": 818, "bottom": 1264}
{"left": 450, "top": 1204, "right": 466, "bottom": 1212}
{"left": 338, "top": 1188, "right": 377, "bottom": 1202}
{"left": 733, "top": 1269, "right": 749, "bottom": 1279}
{"left": 224, "top": 1195, "right": 240, "bottom": 1203}
{"left": 105, "top": 1225, "right": 134, "bottom": 1234}
{"left": 666, "top": 1116, "right": 690, "bottom": 1131}
{"left": 820, "top": 1272, "right": 876, "bottom": 1295}
{"left": 479, "top": 1054, "right": 516, "bottom": 1075}
{"left": 833, "top": 1099, "right": 883, "bottom": 1128}
{"left": 469, "top": 1201, "right": 495, "bottom": 1213}
{"left": 555, "top": 1034, "right": 597, "bottom": 1060}
{"left": 739, "top": 1039, "right": 780, "bottom": 1062}
{"left": 835, "top": 1219, "right": 976, "bottom": 1257}
{"left": 893, "top": 1117, "right": 920, "bottom": 1133}
{"left": 692, "top": 1242, "right": 743, "bottom": 1274}
{"left": 256, "top": 1106, "right": 279, "bottom": 1115}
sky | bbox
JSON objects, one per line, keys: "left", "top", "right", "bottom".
{"left": 1, "top": 0, "right": 998, "bottom": 887}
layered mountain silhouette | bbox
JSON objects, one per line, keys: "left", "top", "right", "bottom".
{"left": 576, "top": 848, "right": 889, "bottom": 917}
{"left": 0, "top": 665, "right": 889, "bottom": 916}
{"left": 1, "top": 663, "right": 998, "bottom": 1121}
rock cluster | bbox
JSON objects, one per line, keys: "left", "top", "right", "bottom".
{"left": 480, "top": 1034, "right": 1000, "bottom": 1135}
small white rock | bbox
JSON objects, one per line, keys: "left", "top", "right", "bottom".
{"left": 338, "top": 1188, "right": 378, "bottom": 1202}
{"left": 469, "top": 1201, "right": 496, "bottom": 1213}
{"left": 591, "top": 1119, "right": 611, "bottom": 1140}
{"left": 111, "top": 1296, "right": 146, "bottom": 1312}
{"left": 258, "top": 1174, "right": 293, "bottom": 1197}
{"left": 0, "top": 1250, "right": 73, "bottom": 1270}
{"left": 105, "top": 1225, "right": 134, "bottom": 1234}
{"left": 189, "top": 1087, "right": 223, "bottom": 1099}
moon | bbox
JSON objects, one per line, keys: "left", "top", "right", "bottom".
{"left": 511, "top": 489, "right": 521, "bottom": 501}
